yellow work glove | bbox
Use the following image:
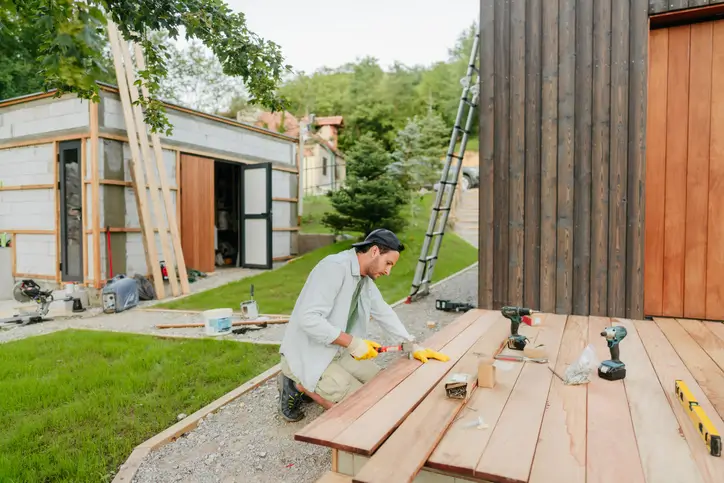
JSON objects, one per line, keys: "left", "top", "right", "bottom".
{"left": 412, "top": 344, "right": 450, "bottom": 363}
{"left": 348, "top": 337, "right": 381, "bottom": 360}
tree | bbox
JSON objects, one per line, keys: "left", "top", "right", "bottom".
{"left": 1, "top": 0, "right": 290, "bottom": 135}
{"left": 322, "top": 133, "right": 407, "bottom": 236}
{"left": 391, "top": 112, "right": 449, "bottom": 189}
{"left": 149, "top": 32, "right": 247, "bottom": 114}
{"left": 389, "top": 111, "right": 449, "bottom": 218}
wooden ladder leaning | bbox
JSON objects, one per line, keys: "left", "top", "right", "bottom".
{"left": 105, "top": 20, "right": 190, "bottom": 299}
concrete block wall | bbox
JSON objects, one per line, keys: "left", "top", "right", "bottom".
{"left": 0, "top": 143, "right": 55, "bottom": 186}
{"left": 0, "top": 186, "right": 55, "bottom": 231}
{"left": 0, "top": 143, "right": 57, "bottom": 278}
{"left": 14, "top": 234, "right": 55, "bottom": 276}
{"left": 120, "top": 141, "right": 179, "bottom": 277}
{"left": 101, "top": 92, "right": 296, "bottom": 166}
{"left": 0, "top": 95, "right": 89, "bottom": 140}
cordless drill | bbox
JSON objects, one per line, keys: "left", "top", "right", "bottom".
{"left": 500, "top": 306, "right": 536, "bottom": 351}
{"left": 598, "top": 325, "right": 628, "bottom": 381}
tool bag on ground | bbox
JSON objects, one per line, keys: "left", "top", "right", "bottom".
{"left": 133, "top": 274, "right": 156, "bottom": 301}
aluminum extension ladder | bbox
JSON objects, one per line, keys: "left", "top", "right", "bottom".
{"left": 405, "top": 29, "right": 480, "bottom": 303}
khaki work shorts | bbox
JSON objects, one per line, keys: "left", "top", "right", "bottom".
{"left": 281, "top": 349, "right": 381, "bottom": 403}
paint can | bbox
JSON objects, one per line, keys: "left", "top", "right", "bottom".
{"left": 202, "top": 308, "right": 233, "bottom": 336}
{"left": 239, "top": 300, "right": 259, "bottom": 319}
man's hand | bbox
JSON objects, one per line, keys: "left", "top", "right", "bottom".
{"left": 348, "top": 337, "right": 382, "bottom": 360}
{"left": 412, "top": 344, "right": 450, "bottom": 363}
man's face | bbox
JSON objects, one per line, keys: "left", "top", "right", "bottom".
{"left": 367, "top": 246, "right": 400, "bottom": 280}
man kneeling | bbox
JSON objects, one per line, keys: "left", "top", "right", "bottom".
{"left": 278, "top": 229, "right": 449, "bottom": 422}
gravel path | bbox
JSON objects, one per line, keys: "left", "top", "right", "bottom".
{"left": 131, "top": 265, "right": 480, "bottom": 483}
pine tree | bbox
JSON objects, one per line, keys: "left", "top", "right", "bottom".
{"left": 322, "top": 133, "right": 407, "bottom": 236}
{"left": 391, "top": 111, "right": 449, "bottom": 193}
{"left": 389, "top": 111, "right": 450, "bottom": 219}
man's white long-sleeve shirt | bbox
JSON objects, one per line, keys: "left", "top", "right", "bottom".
{"left": 279, "top": 248, "right": 414, "bottom": 391}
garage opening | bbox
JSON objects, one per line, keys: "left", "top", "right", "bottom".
{"left": 214, "top": 161, "right": 242, "bottom": 269}
{"left": 180, "top": 153, "right": 273, "bottom": 274}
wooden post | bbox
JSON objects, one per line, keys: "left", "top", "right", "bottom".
{"left": 106, "top": 20, "right": 165, "bottom": 299}
{"left": 81, "top": 137, "right": 88, "bottom": 284}
{"left": 90, "top": 102, "right": 101, "bottom": 287}
{"left": 133, "top": 43, "right": 191, "bottom": 295}
{"left": 54, "top": 141, "right": 61, "bottom": 284}
{"left": 117, "top": 39, "right": 180, "bottom": 298}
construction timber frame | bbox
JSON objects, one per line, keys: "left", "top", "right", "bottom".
{"left": 477, "top": 0, "right": 724, "bottom": 321}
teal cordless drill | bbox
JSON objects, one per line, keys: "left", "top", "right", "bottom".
{"left": 598, "top": 326, "right": 628, "bottom": 381}
{"left": 500, "top": 306, "right": 536, "bottom": 351}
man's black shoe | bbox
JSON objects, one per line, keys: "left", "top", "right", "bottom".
{"left": 278, "top": 374, "right": 305, "bottom": 422}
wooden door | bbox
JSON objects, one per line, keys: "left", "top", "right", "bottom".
{"left": 180, "top": 154, "right": 215, "bottom": 273}
{"left": 645, "top": 20, "right": 724, "bottom": 321}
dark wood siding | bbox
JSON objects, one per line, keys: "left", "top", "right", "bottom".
{"left": 478, "top": 0, "right": 649, "bottom": 318}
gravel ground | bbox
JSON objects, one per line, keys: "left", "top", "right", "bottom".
{"left": 131, "top": 265, "right": 479, "bottom": 483}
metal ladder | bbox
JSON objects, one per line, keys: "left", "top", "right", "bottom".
{"left": 405, "top": 29, "right": 480, "bottom": 303}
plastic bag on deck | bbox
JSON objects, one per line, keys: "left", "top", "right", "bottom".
{"left": 563, "top": 344, "right": 598, "bottom": 385}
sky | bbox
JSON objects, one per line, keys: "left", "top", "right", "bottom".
{"left": 223, "top": 0, "right": 480, "bottom": 75}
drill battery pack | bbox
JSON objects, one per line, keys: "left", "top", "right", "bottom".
{"left": 436, "top": 299, "right": 475, "bottom": 313}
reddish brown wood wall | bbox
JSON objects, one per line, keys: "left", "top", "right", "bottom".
{"left": 645, "top": 19, "right": 724, "bottom": 321}
{"left": 180, "top": 154, "right": 215, "bottom": 274}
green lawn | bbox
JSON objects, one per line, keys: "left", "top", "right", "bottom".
{"left": 0, "top": 330, "right": 280, "bottom": 483}
{"left": 456, "top": 135, "right": 479, "bottom": 152}
{"left": 159, "top": 193, "right": 478, "bottom": 314}
{"left": 300, "top": 194, "right": 357, "bottom": 235}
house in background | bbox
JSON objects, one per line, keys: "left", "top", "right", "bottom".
{"left": 239, "top": 110, "right": 346, "bottom": 196}
{"left": 302, "top": 116, "right": 346, "bottom": 196}
{"left": 0, "top": 83, "right": 300, "bottom": 291}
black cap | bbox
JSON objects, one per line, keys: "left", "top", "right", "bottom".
{"left": 352, "top": 228, "right": 405, "bottom": 252}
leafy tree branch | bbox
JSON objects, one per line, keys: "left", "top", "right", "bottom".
{"left": 1, "top": 0, "right": 291, "bottom": 135}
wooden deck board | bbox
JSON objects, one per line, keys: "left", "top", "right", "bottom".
{"left": 655, "top": 317, "right": 724, "bottom": 420}
{"left": 352, "top": 313, "right": 506, "bottom": 483}
{"left": 586, "top": 316, "right": 646, "bottom": 483}
{"left": 298, "top": 310, "right": 724, "bottom": 483}
{"left": 678, "top": 319, "right": 724, "bottom": 372}
{"left": 635, "top": 319, "right": 724, "bottom": 483}
{"left": 528, "top": 315, "right": 588, "bottom": 483}
{"left": 330, "top": 311, "right": 500, "bottom": 455}
{"left": 427, "top": 317, "right": 543, "bottom": 477}
{"left": 294, "top": 309, "right": 482, "bottom": 447}
{"left": 475, "top": 314, "right": 567, "bottom": 483}
{"left": 616, "top": 318, "right": 703, "bottom": 483}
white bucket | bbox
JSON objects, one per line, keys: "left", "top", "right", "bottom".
{"left": 202, "top": 308, "right": 233, "bottom": 336}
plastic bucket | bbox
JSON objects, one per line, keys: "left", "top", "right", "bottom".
{"left": 202, "top": 308, "right": 233, "bottom": 336}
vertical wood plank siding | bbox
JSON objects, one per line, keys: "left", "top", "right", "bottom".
{"left": 478, "top": 0, "right": 649, "bottom": 318}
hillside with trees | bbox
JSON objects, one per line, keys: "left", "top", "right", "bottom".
{"left": 275, "top": 22, "right": 478, "bottom": 153}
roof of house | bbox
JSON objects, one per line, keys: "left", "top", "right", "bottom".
{"left": 254, "top": 110, "right": 301, "bottom": 137}
{"left": 315, "top": 116, "right": 344, "bottom": 127}
{"left": 306, "top": 133, "right": 344, "bottom": 158}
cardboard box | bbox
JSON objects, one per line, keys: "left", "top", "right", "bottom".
{"left": 477, "top": 357, "right": 496, "bottom": 388}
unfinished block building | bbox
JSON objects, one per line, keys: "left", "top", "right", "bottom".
{"left": 0, "top": 83, "right": 300, "bottom": 289}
